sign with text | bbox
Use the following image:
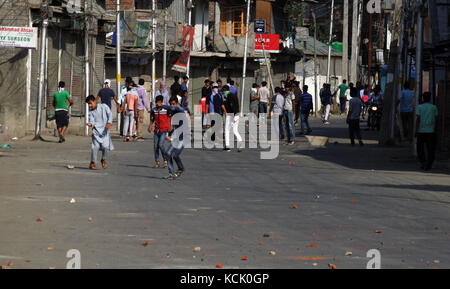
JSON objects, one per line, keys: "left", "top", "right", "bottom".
{"left": 0, "top": 26, "right": 38, "bottom": 49}
{"left": 254, "top": 19, "right": 266, "bottom": 34}
{"left": 255, "top": 34, "right": 280, "bottom": 53}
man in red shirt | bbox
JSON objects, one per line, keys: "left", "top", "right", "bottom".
{"left": 148, "top": 95, "right": 170, "bottom": 168}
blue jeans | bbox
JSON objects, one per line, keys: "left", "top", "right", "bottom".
{"left": 284, "top": 110, "right": 295, "bottom": 141}
{"left": 154, "top": 132, "right": 168, "bottom": 162}
{"left": 165, "top": 144, "right": 184, "bottom": 175}
{"left": 300, "top": 112, "right": 311, "bottom": 133}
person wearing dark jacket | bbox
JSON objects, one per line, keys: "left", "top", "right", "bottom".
{"left": 221, "top": 85, "right": 243, "bottom": 152}
{"left": 205, "top": 82, "right": 224, "bottom": 141}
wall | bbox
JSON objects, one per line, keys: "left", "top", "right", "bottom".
{"left": 0, "top": 1, "right": 30, "bottom": 140}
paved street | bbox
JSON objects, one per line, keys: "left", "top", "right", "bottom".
{"left": 0, "top": 116, "right": 449, "bottom": 269}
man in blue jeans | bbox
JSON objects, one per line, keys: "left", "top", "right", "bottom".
{"left": 283, "top": 85, "right": 296, "bottom": 145}
{"left": 164, "top": 97, "right": 187, "bottom": 180}
{"left": 148, "top": 95, "right": 170, "bottom": 168}
{"left": 299, "top": 85, "right": 313, "bottom": 135}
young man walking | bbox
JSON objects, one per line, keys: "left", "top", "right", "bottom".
{"left": 96, "top": 79, "right": 119, "bottom": 110}
{"left": 53, "top": 81, "right": 74, "bottom": 143}
{"left": 347, "top": 87, "right": 364, "bottom": 147}
{"left": 320, "top": 83, "right": 333, "bottom": 125}
{"left": 86, "top": 95, "right": 114, "bottom": 170}
{"left": 299, "top": 85, "right": 313, "bottom": 135}
{"left": 148, "top": 95, "right": 169, "bottom": 168}
{"left": 222, "top": 85, "right": 243, "bottom": 152}
{"left": 164, "top": 97, "right": 188, "bottom": 180}
{"left": 336, "top": 80, "right": 349, "bottom": 114}
{"left": 397, "top": 80, "right": 415, "bottom": 141}
{"left": 122, "top": 86, "right": 138, "bottom": 142}
{"left": 415, "top": 92, "right": 438, "bottom": 171}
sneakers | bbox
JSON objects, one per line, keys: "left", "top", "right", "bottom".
{"left": 163, "top": 160, "right": 168, "bottom": 168}
{"left": 152, "top": 162, "right": 161, "bottom": 168}
{"left": 164, "top": 174, "right": 177, "bottom": 180}
{"left": 324, "top": 121, "right": 330, "bottom": 125}
{"left": 176, "top": 169, "right": 184, "bottom": 176}
{"left": 223, "top": 147, "right": 231, "bottom": 152}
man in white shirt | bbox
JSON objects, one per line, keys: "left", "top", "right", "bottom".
{"left": 258, "top": 81, "right": 270, "bottom": 124}
{"left": 270, "top": 87, "right": 285, "bottom": 140}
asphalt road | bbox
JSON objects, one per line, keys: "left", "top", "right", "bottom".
{"left": 0, "top": 116, "right": 449, "bottom": 269}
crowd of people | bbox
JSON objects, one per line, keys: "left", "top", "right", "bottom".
{"left": 51, "top": 72, "right": 439, "bottom": 174}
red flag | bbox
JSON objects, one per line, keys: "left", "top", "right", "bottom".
{"left": 172, "top": 26, "right": 195, "bottom": 73}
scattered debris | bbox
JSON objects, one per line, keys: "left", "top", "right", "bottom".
{"left": 259, "top": 241, "right": 264, "bottom": 245}
{"left": 241, "top": 256, "right": 248, "bottom": 261}
{"left": 69, "top": 198, "right": 76, "bottom": 204}
{"left": 308, "top": 243, "right": 318, "bottom": 248}
{"left": 141, "top": 241, "right": 150, "bottom": 247}
{"left": 290, "top": 204, "right": 297, "bottom": 209}
{"left": 154, "top": 195, "right": 159, "bottom": 199}
{"left": 328, "top": 263, "right": 337, "bottom": 269}
{"left": 216, "top": 264, "right": 223, "bottom": 268}
{"left": 36, "top": 218, "right": 42, "bottom": 222}
{"left": 374, "top": 230, "right": 382, "bottom": 234}
{"left": 345, "top": 251, "right": 353, "bottom": 256}
{"left": 289, "top": 161, "right": 295, "bottom": 165}
{"left": 380, "top": 242, "right": 385, "bottom": 246}
{"left": 263, "top": 233, "right": 271, "bottom": 238}
{"left": 269, "top": 251, "right": 276, "bottom": 256}
{"left": 350, "top": 200, "right": 356, "bottom": 204}
{"left": 0, "top": 144, "right": 12, "bottom": 149}
{"left": 88, "top": 217, "right": 93, "bottom": 222}
{"left": 47, "top": 247, "right": 54, "bottom": 251}
{"left": 67, "top": 165, "right": 75, "bottom": 169}
{"left": 7, "top": 261, "right": 12, "bottom": 267}
{"left": 11, "top": 137, "right": 18, "bottom": 141}
{"left": 193, "top": 247, "right": 201, "bottom": 253}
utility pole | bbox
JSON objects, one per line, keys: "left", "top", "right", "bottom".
{"left": 350, "top": 0, "right": 359, "bottom": 83}
{"left": 186, "top": 1, "right": 192, "bottom": 78}
{"left": 152, "top": 0, "right": 156, "bottom": 101}
{"left": 368, "top": 13, "right": 373, "bottom": 88}
{"left": 116, "top": 0, "right": 121, "bottom": 132}
{"left": 326, "top": 0, "right": 334, "bottom": 84}
{"left": 163, "top": 7, "right": 168, "bottom": 82}
{"left": 342, "top": 0, "right": 349, "bottom": 82}
{"left": 413, "top": 0, "right": 426, "bottom": 156}
{"left": 312, "top": 11, "right": 318, "bottom": 116}
{"left": 34, "top": 3, "right": 49, "bottom": 140}
{"left": 85, "top": 0, "right": 90, "bottom": 136}
{"left": 240, "top": 0, "right": 251, "bottom": 117}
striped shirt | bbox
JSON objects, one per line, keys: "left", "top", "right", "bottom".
{"left": 299, "top": 93, "right": 313, "bottom": 113}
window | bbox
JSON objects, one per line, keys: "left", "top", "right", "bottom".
{"left": 220, "top": 7, "right": 229, "bottom": 36}
{"left": 232, "top": 9, "right": 244, "bottom": 36}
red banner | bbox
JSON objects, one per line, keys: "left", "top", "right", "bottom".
{"left": 172, "top": 26, "right": 195, "bottom": 73}
{"left": 255, "top": 34, "right": 280, "bottom": 53}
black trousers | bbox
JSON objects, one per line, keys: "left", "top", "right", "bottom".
{"left": 348, "top": 119, "right": 362, "bottom": 143}
{"left": 400, "top": 112, "right": 414, "bottom": 140}
{"left": 417, "top": 133, "right": 436, "bottom": 169}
